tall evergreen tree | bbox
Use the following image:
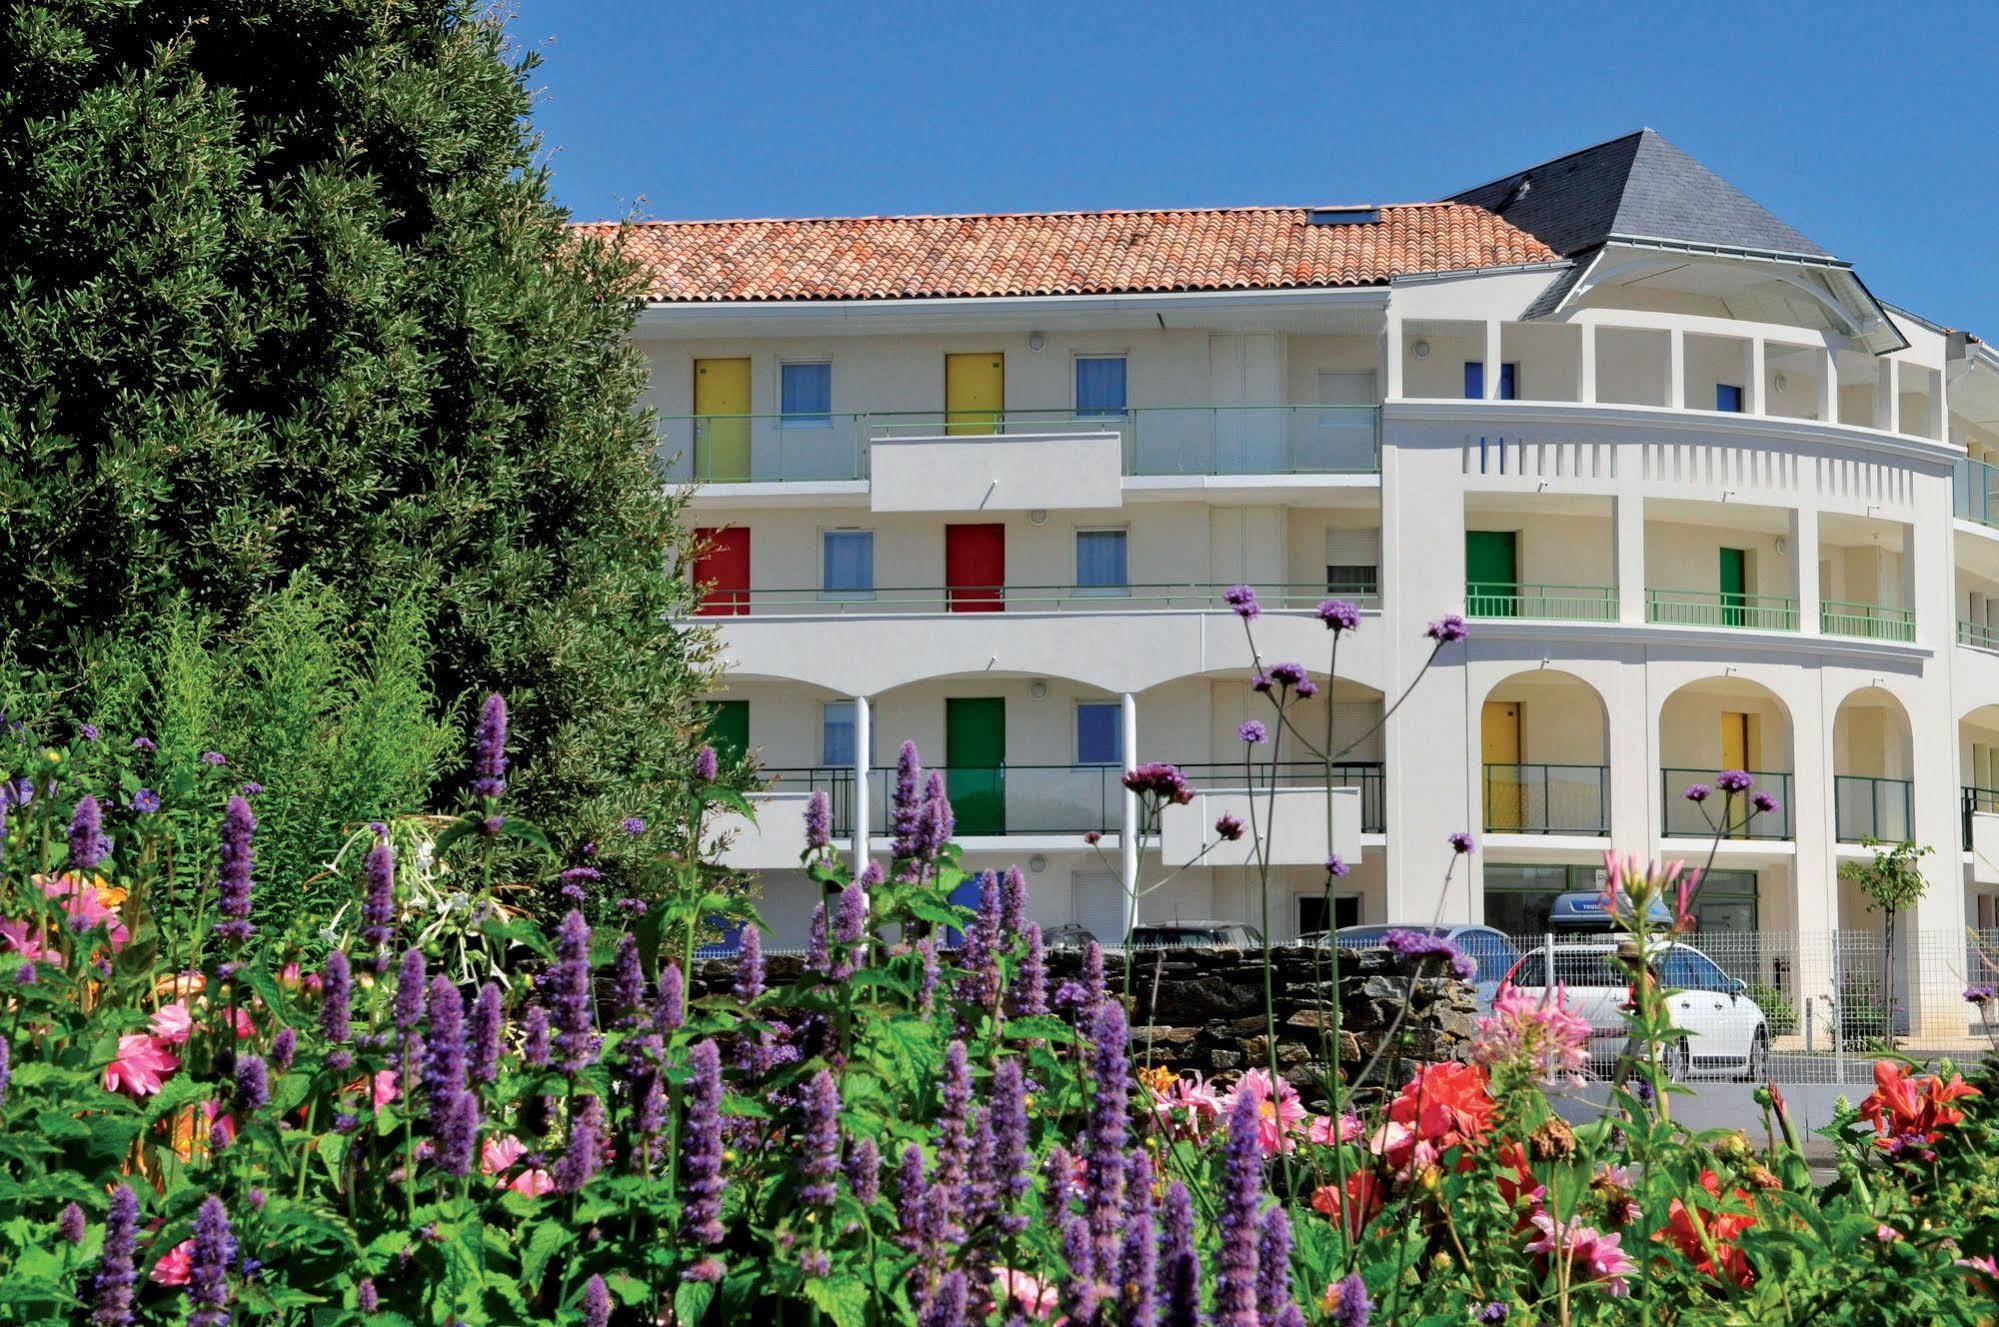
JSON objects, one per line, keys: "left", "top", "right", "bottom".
{"left": 0, "top": 1, "right": 716, "bottom": 850}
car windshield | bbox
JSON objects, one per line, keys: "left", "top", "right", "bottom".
{"left": 1132, "top": 927, "right": 1227, "bottom": 946}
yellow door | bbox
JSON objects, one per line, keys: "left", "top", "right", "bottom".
{"left": 694, "top": 358, "right": 752, "bottom": 481}
{"left": 1720, "top": 711, "right": 1760, "bottom": 836}
{"left": 945, "top": 353, "right": 1004, "bottom": 435}
{"left": 1482, "top": 701, "right": 1522, "bottom": 831}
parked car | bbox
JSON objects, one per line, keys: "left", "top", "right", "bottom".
{"left": 1128, "top": 921, "right": 1264, "bottom": 949}
{"left": 1501, "top": 939, "right": 1770, "bottom": 1082}
{"left": 1041, "top": 923, "right": 1098, "bottom": 951}
{"left": 1329, "top": 924, "right": 1524, "bottom": 1013}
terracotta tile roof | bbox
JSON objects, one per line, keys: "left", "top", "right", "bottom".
{"left": 574, "top": 203, "right": 1560, "bottom": 303}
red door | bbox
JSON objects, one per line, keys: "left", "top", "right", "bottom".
{"left": 693, "top": 527, "right": 749, "bottom": 616}
{"left": 945, "top": 524, "right": 1004, "bottom": 613}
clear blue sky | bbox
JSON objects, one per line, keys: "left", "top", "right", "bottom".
{"left": 511, "top": 1, "right": 1999, "bottom": 333}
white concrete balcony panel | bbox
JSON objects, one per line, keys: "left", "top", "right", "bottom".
{"left": 1969, "top": 811, "right": 1999, "bottom": 886}
{"left": 868, "top": 432, "right": 1123, "bottom": 513}
{"left": 708, "top": 607, "right": 1390, "bottom": 698}
{"left": 707, "top": 791, "right": 811, "bottom": 871}
{"left": 1159, "top": 785, "right": 1360, "bottom": 868}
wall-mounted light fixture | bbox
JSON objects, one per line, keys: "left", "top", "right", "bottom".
{"left": 1027, "top": 332, "right": 1046, "bottom": 352}
{"left": 1412, "top": 339, "right": 1433, "bottom": 360}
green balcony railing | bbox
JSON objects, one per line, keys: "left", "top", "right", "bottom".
{"left": 1955, "top": 456, "right": 1999, "bottom": 529}
{"left": 1645, "top": 588, "right": 1798, "bottom": 631}
{"left": 1834, "top": 774, "right": 1913, "bottom": 842}
{"left": 1960, "top": 620, "right": 1999, "bottom": 651}
{"left": 1483, "top": 763, "right": 1610, "bottom": 836}
{"left": 1660, "top": 769, "right": 1794, "bottom": 839}
{"left": 1466, "top": 582, "right": 1616, "bottom": 621}
{"left": 696, "top": 582, "right": 1381, "bottom": 616}
{"left": 1821, "top": 600, "right": 1915, "bottom": 642}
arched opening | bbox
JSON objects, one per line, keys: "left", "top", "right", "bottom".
{"left": 1657, "top": 677, "right": 1796, "bottom": 841}
{"left": 1478, "top": 669, "right": 1610, "bottom": 837}
{"left": 1831, "top": 687, "right": 1915, "bottom": 844}
{"left": 1960, "top": 705, "right": 1999, "bottom": 931}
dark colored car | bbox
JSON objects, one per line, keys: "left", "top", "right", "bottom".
{"left": 1128, "top": 921, "right": 1265, "bottom": 949}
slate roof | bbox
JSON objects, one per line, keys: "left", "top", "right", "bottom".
{"left": 1449, "top": 129, "right": 1833, "bottom": 262}
{"left": 575, "top": 204, "right": 1561, "bottom": 304}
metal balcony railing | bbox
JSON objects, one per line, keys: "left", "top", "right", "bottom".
{"left": 1172, "top": 761, "right": 1386, "bottom": 834}
{"left": 1960, "top": 620, "right": 1999, "bottom": 651}
{"left": 1465, "top": 581, "right": 1616, "bottom": 622}
{"left": 656, "top": 404, "right": 1382, "bottom": 483}
{"left": 1834, "top": 775, "right": 1914, "bottom": 842}
{"left": 1660, "top": 769, "right": 1794, "bottom": 839}
{"left": 1954, "top": 456, "right": 1999, "bottom": 529}
{"left": 1820, "top": 600, "right": 1915, "bottom": 643}
{"left": 696, "top": 582, "right": 1379, "bottom": 617}
{"left": 1482, "top": 763, "right": 1610, "bottom": 836}
{"left": 1963, "top": 786, "right": 1999, "bottom": 850}
{"left": 1646, "top": 588, "right": 1798, "bottom": 631}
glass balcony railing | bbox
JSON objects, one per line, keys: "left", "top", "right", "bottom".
{"left": 1482, "top": 763, "right": 1610, "bottom": 836}
{"left": 1645, "top": 588, "right": 1798, "bottom": 631}
{"left": 1960, "top": 620, "right": 1999, "bottom": 651}
{"left": 1820, "top": 600, "right": 1915, "bottom": 643}
{"left": 1660, "top": 769, "right": 1794, "bottom": 839}
{"left": 656, "top": 404, "right": 1382, "bottom": 483}
{"left": 1834, "top": 774, "right": 1913, "bottom": 842}
{"left": 697, "top": 581, "right": 1379, "bottom": 617}
{"left": 1173, "top": 761, "right": 1386, "bottom": 833}
{"left": 1963, "top": 786, "right": 1999, "bottom": 850}
{"left": 1955, "top": 456, "right": 1999, "bottom": 529}
{"left": 1465, "top": 582, "right": 1616, "bottom": 621}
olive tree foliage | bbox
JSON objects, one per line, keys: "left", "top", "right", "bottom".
{"left": 0, "top": 0, "right": 717, "bottom": 866}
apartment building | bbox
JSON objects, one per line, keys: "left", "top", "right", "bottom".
{"left": 586, "top": 130, "right": 1999, "bottom": 1029}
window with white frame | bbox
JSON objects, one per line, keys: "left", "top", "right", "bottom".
{"left": 820, "top": 529, "right": 874, "bottom": 599}
{"left": 822, "top": 701, "right": 858, "bottom": 767}
{"left": 1075, "top": 528, "right": 1128, "bottom": 594}
{"left": 1075, "top": 356, "right": 1127, "bottom": 417}
{"left": 1076, "top": 702, "right": 1122, "bottom": 765}
{"left": 781, "top": 362, "right": 833, "bottom": 428}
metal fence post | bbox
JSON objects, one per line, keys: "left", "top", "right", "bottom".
{"left": 1831, "top": 928, "right": 1847, "bottom": 1087}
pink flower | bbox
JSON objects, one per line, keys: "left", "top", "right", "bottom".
{"left": 344, "top": 1069, "right": 399, "bottom": 1109}
{"left": 1155, "top": 1072, "right": 1225, "bottom": 1141}
{"left": 0, "top": 918, "right": 52, "bottom": 962}
{"left": 103, "top": 1034, "right": 179, "bottom": 1097}
{"left": 507, "top": 1168, "right": 556, "bottom": 1198}
{"left": 150, "top": 1001, "right": 194, "bottom": 1044}
{"left": 1876, "top": 1224, "right": 1902, "bottom": 1243}
{"left": 229, "top": 1006, "right": 257, "bottom": 1039}
{"left": 42, "top": 875, "right": 128, "bottom": 949}
{"left": 1958, "top": 1255, "right": 1999, "bottom": 1293}
{"left": 1222, "top": 1068, "right": 1308, "bottom": 1156}
{"left": 1473, "top": 982, "right": 1592, "bottom": 1085}
{"left": 481, "top": 1135, "right": 528, "bottom": 1175}
{"left": 1526, "top": 1209, "right": 1634, "bottom": 1297}
{"left": 150, "top": 1239, "right": 194, "bottom": 1285}
{"left": 991, "top": 1266, "right": 1060, "bottom": 1320}
{"left": 1308, "top": 1113, "right": 1363, "bottom": 1146}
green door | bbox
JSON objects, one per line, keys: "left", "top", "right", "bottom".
{"left": 1719, "top": 547, "right": 1748, "bottom": 627}
{"left": 945, "top": 698, "right": 1006, "bottom": 836}
{"left": 1466, "top": 530, "right": 1519, "bottom": 617}
{"left": 704, "top": 700, "right": 749, "bottom": 766}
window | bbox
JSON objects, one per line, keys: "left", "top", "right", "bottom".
{"left": 820, "top": 530, "right": 874, "bottom": 599}
{"left": 1326, "top": 565, "right": 1377, "bottom": 599}
{"left": 1715, "top": 383, "right": 1744, "bottom": 413}
{"left": 822, "top": 701, "right": 857, "bottom": 767}
{"left": 781, "top": 362, "right": 833, "bottom": 428}
{"left": 1076, "top": 702, "right": 1122, "bottom": 765}
{"left": 1464, "top": 361, "right": 1519, "bottom": 400}
{"left": 1075, "top": 529, "right": 1128, "bottom": 594}
{"left": 1075, "top": 356, "right": 1127, "bottom": 417}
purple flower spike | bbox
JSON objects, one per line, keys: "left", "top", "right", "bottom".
{"left": 424, "top": 977, "right": 467, "bottom": 1125}
{"left": 234, "top": 1054, "right": 269, "bottom": 1116}
{"left": 694, "top": 743, "right": 720, "bottom": 783}
{"left": 1426, "top": 614, "right": 1470, "bottom": 644}
{"left": 890, "top": 741, "right": 924, "bottom": 859}
{"left": 94, "top": 1184, "right": 139, "bottom": 1325}
{"left": 394, "top": 949, "right": 427, "bottom": 1034}
{"left": 845, "top": 1136, "right": 881, "bottom": 1205}
{"left": 932, "top": 1041, "right": 973, "bottom": 1241}
{"left": 361, "top": 840, "right": 396, "bottom": 953}
{"left": 58, "top": 1201, "right": 85, "bottom": 1244}
{"left": 186, "top": 1196, "right": 235, "bottom": 1327}
{"left": 1085, "top": 998, "right": 1131, "bottom": 1284}
{"left": 806, "top": 903, "right": 831, "bottom": 975}
{"left": 468, "top": 983, "right": 502, "bottom": 1085}
{"left": 1257, "top": 1205, "right": 1295, "bottom": 1325}
{"left": 548, "top": 911, "right": 599, "bottom": 1072}
{"left": 320, "top": 951, "right": 352, "bottom": 1045}
{"left": 582, "top": 1274, "right": 611, "bottom": 1327}
{"left": 1238, "top": 720, "right": 1267, "bottom": 745}
{"left": 213, "top": 796, "right": 256, "bottom": 944}
{"left": 682, "top": 1041, "right": 726, "bottom": 1244}
{"left": 735, "top": 927, "right": 766, "bottom": 1002}
{"left": 656, "top": 963, "right": 685, "bottom": 1034}
{"left": 1000, "top": 865, "right": 1027, "bottom": 936}
{"left": 804, "top": 789, "right": 832, "bottom": 852}
{"left": 521, "top": 1005, "right": 550, "bottom": 1069}
{"left": 1008, "top": 923, "right": 1048, "bottom": 1017}
{"left": 992, "top": 1058, "right": 1031, "bottom": 1234}
{"left": 1224, "top": 584, "right": 1260, "bottom": 620}
{"left": 1119, "top": 1149, "right": 1158, "bottom": 1327}
{"left": 1327, "top": 1274, "right": 1373, "bottom": 1327}
{"left": 1683, "top": 783, "right": 1711, "bottom": 804}
{"left": 472, "top": 693, "right": 508, "bottom": 799}
{"left": 1317, "top": 598, "right": 1361, "bottom": 632}
{"left": 1215, "top": 1091, "right": 1264, "bottom": 1327}
{"left": 833, "top": 879, "right": 868, "bottom": 948}
{"left": 555, "top": 1095, "right": 604, "bottom": 1194}
{"left": 800, "top": 1069, "right": 841, "bottom": 1206}
{"left": 69, "top": 795, "right": 110, "bottom": 873}
{"left": 894, "top": 1144, "right": 927, "bottom": 1252}
{"left": 609, "top": 934, "right": 646, "bottom": 1028}
{"left": 922, "top": 1269, "right": 967, "bottom": 1327}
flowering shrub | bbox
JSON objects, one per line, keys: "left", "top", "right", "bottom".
{"left": 3, "top": 647, "right": 1999, "bottom": 1323}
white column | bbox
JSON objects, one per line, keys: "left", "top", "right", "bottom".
{"left": 1877, "top": 359, "right": 1899, "bottom": 433}
{"left": 1818, "top": 346, "right": 1839, "bottom": 423}
{"left": 1120, "top": 692, "right": 1140, "bottom": 940}
{"left": 1746, "top": 338, "right": 1766, "bottom": 415}
{"left": 1668, "top": 329, "right": 1686, "bottom": 409}
{"left": 1793, "top": 509, "right": 1820, "bottom": 637}
{"left": 851, "top": 694, "right": 871, "bottom": 866}
{"left": 1578, "top": 323, "right": 1597, "bottom": 404}
{"left": 1484, "top": 321, "right": 1503, "bottom": 400}
{"left": 1383, "top": 313, "right": 1403, "bottom": 400}
{"left": 1616, "top": 494, "right": 1646, "bottom": 623}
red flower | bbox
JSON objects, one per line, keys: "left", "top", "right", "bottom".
{"left": 1376, "top": 1062, "right": 1497, "bottom": 1169}
{"left": 1859, "top": 1061, "right": 1979, "bottom": 1155}
{"left": 1311, "top": 1168, "right": 1387, "bottom": 1238}
{"left": 1654, "top": 1170, "right": 1757, "bottom": 1289}
{"left": 1494, "top": 1139, "right": 1544, "bottom": 1215}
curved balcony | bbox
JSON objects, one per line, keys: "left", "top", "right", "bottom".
{"left": 1483, "top": 763, "right": 1610, "bottom": 837}
{"left": 699, "top": 582, "right": 1375, "bottom": 617}
{"left": 1660, "top": 769, "right": 1795, "bottom": 840}
{"left": 1646, "top": 588, "right": 1798, "bottom": 632}
{"left": 1465, "top": 581, "right": 1615, "bottom": 622}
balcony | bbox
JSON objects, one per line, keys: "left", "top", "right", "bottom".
{"left": 766, "top": 765, "right": 1123, "bottom": 838}
{"left": 1964, "top": 786, "right": 1999, "bottom": 851}
{"left": 1646, "top": 588, "right": 1798, "bottom": 632}
{"left": 1962, "top": 620, "right": 1999, "bottom": 652}
{"left": 1956, "top": 457, "right": 1999, "bottom": 529}
{"left": 1465, "top": 582, "right": 1615, "bottom": 622}
{"left": 1175, "top": 761, "right": 1385, "bottom": 833}
{"left": 1483, "top": 763, "right": 1610, "bottom": 836}
{"left": 1660, "top": 769, "right": 1795, "bottom": 840}
{"left": 659, "top": 404, "right": 1380, "bottom": 485}
{"left": 1833, "top": 775, "right": 1913, "bottom": 843}
{"left": 703, "top": 582, "right": 1378, "bottom": 618}
{"left": 1821, "top": 600, "right": 1915, "bottom": 643}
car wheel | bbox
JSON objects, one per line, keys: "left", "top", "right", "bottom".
{"left": 1737, "top": 1027, "right": 1769, "bottom": 1083}
{"left": 1659, "top": 1038, "right": 1691, "bottom": 1083}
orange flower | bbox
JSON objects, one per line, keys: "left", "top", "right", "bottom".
{"left": 1375, "top": 1062, "right": 1496, "bottom": 1169}
{"left": 1859, "top": 1061, "right": 1979, "bottom": 1155}
{"left": 1654, "top": 1170, "right": 1757, "bottom": 1288}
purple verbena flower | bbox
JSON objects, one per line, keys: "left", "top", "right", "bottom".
{"left": 130, "top": 789, "right": 160, "bottom": 815}
{"left": 1426, "top": 614, "right": 1469, "bottom": 644}
{"left": 682, "top": 1040, "right": 726, "bottom": 1243}
{"left": 1266, "top": 661, "right": 1307, "bottom": 689}
{"left": 1215, "top": 812, "right": 1245, "bottom": 842}
{"left": 1715, "top": 769, "right": 1754, "bottom": 795}
{"left": 1317, "top": 599, "right": 1361, "bottom": 632}
{"left": 1325, "top": 854, "right": 1349, "bottom": 878}
{"left": 239, "top": 782, "right": 262, "bottom": 797}
{"left": 94, "top": 1184, "right": 139, "bottom": 1326}
{"left": 1224, "top": 584, "right": 1260, "bottom": 620}
{"left": 471, "top": 694, "right": 508, "bottom": 800}
{"left": 1382, "top": 929, "right": 1476, "bottom": 981}
{"left": 1123, "top": 762, "right": 1193, "bottom": 805}
{"left": 622, "top": 816, "right": 646, "bottom": 835}
{"left": 78, "top": 722, "right": 99, "bottom": 742}
{"left": 131, "top": 736, "right": 155, "bottom": 752}
{"left": 1683, "top": 783, "right": 1712, "bottom": 804}
{"left": 201, "top": 751, "right": 227, "bottom": 767}
{"left": 187, "top": 1195, "right": 235, "bottom": 1327}
{"left": 800, "top": 1069, "right": 841, "bottom": 1206}
{"left": 1751, "top": 791, "right": 1779, "bottom": 815}
{"left": 1238, "top": 720, "right": 1267, "bottom": 745}
{"left": 1448, "top": 831, "right": 1476, "bottom": 854}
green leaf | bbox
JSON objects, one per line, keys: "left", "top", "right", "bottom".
{"left": 802, "top": 1275, "right": 870, "bottom": 1327}
{"left": 675, "top": 1276, "right": 715, "bottom": 1326}
{"left": 519, "top": 1221, "right": 568, "bottom": 1289}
